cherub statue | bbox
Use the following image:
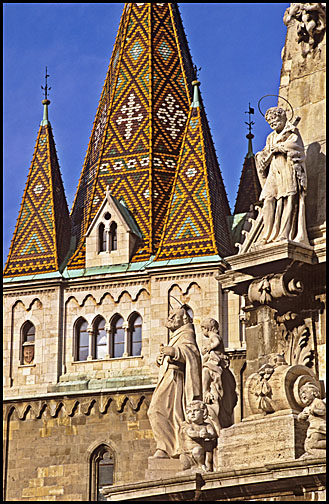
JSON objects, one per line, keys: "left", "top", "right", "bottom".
{"left": 297, "top": 382, "right": 326, "bottom": 458}
{"left": 201, "top": 318, "right": 229, "bottom": 405}
{"left": 179, "top": 400, "right": 217, "bottom": 472}
{"left": 200, "top": 318, "right": 237, "bottom": 435}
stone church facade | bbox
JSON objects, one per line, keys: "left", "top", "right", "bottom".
{"left": 3, "top": 3, "right": 326, "bottom": 501}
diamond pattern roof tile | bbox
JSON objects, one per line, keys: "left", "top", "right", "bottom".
{"left": 67, "top": 3, "right": 196, "bottom": 269}
{"left": 3, "top": 108, "right": 71, "bottom": 278}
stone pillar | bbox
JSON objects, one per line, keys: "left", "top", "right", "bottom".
{"left": 87, "top": 325, "right": 94, "bottom": 360}
{"left": 105, "top": 323, "right": 111, "bottom": 359}
{"left": 122, "top": 322, "right": 129, "bottom": 357}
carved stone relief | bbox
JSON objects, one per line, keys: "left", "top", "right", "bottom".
{"left": 283, "top": 3, "right": 326, "bottom": 55}
{"left": 245, "top": 356, "right": 320, "bottom": 417}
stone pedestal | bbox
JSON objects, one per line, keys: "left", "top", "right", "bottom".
{"left": 145, "top": 457, "right": 183, "bottom": 480}
{"left": 216, "top": 411, "right": 308, "bottom": 470}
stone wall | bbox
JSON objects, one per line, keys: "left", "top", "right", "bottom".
{"left": 4, "top": 266, "right": 225, "bottom": 400}
{"left": 3, "top": 391, "right": 155, "bottom": 501}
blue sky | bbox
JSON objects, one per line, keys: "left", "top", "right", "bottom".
{"left": 3, "top": 3, "right": 289, "bottom": 267}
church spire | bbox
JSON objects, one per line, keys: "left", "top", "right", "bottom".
{"left": 233, "top": 104, "right": 261, "bottom": 214}
{"left": 67, "top": 3, "right": 232, "bottom": 269}
{"left": 155, "top": 80, "right": 233, "bottom": 261}
{"left": 67, "top": 3, "right": 203, "bottom": 269}
{"left": 3, "top": 84, "right": 71, "bottom": 278}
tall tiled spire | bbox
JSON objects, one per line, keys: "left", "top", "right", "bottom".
{"left": 233, "top": 131, "right": 261, "bottom": 214}
{"left": 155, "top": 81, "right": 233, "bottom": 260}
{"left": 67, "top": 3, "right": 198, "bottom": 269}
{"left": 3, "top": 98, "right": 71, "bottom": 278}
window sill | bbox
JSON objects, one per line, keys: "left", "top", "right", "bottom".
{"left": 18, "top": 363, "right": 36, "bottom": 368}
{"left": 72, "top": 355, "right": 143, "bottom": 364}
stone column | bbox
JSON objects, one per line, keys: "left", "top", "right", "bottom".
{"left": 87, "top": 325, "right": 94, "bottom": 360}
{"left": 105, "top": 323, "right": 111, "bottom": 359}
{"left": 123, "top": 322, "right": 129, "bottom": 357}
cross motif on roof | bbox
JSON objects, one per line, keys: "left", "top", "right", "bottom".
{"left": 116, "top": 93, "right": 143, "bottom": 139}
{"left": 157, "top": 94, "right": 187, "bottom": 139}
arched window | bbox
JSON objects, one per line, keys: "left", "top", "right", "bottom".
{"left": 111, "top": 315, "right": 124, "bottom": 358}
{"left": 98, "top": 223, "right": 107, "bottom": 252}
{"left": 76, "top": 318, "right": 89, "bottom": 361}
{"left": 95, "top": 317, "right": 107, "bottom": 360}
{"left": 21, "top": 321, "right": 35, "bottom": 364}
{"left": 90, "top": 445, "right": 114, "bottom": 501}
{"left": 109, "top": 222, "right": 117, "bottom": 251}
{"left": 128, "top": 313, "right": 142, "bottom": 356}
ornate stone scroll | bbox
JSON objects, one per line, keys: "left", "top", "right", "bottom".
{"left": 248, "top": 271, "right": 304, "bottom": 306}
{"left": 246, "top": 354, "right": 321, "bottom": 416}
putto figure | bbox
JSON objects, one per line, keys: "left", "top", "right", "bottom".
{"left": 255, "top": 107, "right": 309, "bottom": 246}
{"left": 179, "top": 400, "right": 217, "bottom": 472}
{"left": 148, "top": 307, "right": 202, "bottom": 459}
{"left": 200, "top": 318, "right": 237, "bottom": 435}
{"left": 297, "top": 382, "right": 326, "bottom": 458}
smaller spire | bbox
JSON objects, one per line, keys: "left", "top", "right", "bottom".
{"left": 191, "top": 80, "right": 200, "bottom": 108}
{"left": 244, "top": 103, "right": 255, "bottom": 158}
{"left": 41, "top": 66, "right": 51, "bottom": 126}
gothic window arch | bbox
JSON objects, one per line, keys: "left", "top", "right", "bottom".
{"left": 75, "top": 317, "right": 89, "bottom": 361}
{"left": 98, "top": 223, "right": 107, "bottom": 253}
{"left": 21, "top": 321, "right": 35, "bottom": 365}
{"left": 94, "top": 316, "right": 107, "bottom": 360}
{"left": 109, "top": 222, "right": 117, "bottom": 251}
{"left": 110, "top": 314, "right": 124, "bottom": 358}
{"left": 128, "top": 312, "right": 142, "bottom": 356}
{"left": 89, "top": 444, "right": 114, "bottom": 501}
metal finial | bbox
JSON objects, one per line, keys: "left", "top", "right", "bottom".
{"left": 41, "top": 66, "right": 51, "bottom": 100}
{"left": 244, "top": 103, "right": 255, "bottom": 135}
{"left": 193, "top": 64, "right": 202, "bottom": 80}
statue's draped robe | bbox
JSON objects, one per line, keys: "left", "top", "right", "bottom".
{"left": 255, "top": 120, "right": 308, "bottom": 243}
{"left": 148, "top": 323, "right": 202, "bottom": 458}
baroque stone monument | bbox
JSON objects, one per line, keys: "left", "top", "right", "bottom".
{"left": 147, "top": 308, "right": 237, "bottom": 475}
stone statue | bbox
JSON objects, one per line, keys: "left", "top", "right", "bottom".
{"left": 148, "top": 307, "right": 202, "bottom": 459}
{"left": 283, "top": 3, "right": 326, "bottom": 53}
{"left": 200, "top": 318, "right": 237, "bottom": 435}
{"left": 254, "top": 107, "right": 309, "bottom": 246}
{"left": 297, "top": 382, "right": 326, "bottom": 458}
{"left": 179, "top": 400, "right": 217, "bottom": 472}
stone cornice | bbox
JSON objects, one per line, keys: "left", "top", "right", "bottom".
{"left": 3, "top": 387, "right": 155, "bottom": 421}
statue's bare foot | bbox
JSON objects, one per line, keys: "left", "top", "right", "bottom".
{"left": 151, "top": 449, "right": 169, "bottom": 458}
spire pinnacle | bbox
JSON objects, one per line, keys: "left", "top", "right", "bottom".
{"left": 41, "top": 67, "right": 51, "bottom": 126}
{"left": 244, "top": 103, "right": 255, "bottom": 158}
{"left": 191, "top": 80, "right": 200, "bottom": 108}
